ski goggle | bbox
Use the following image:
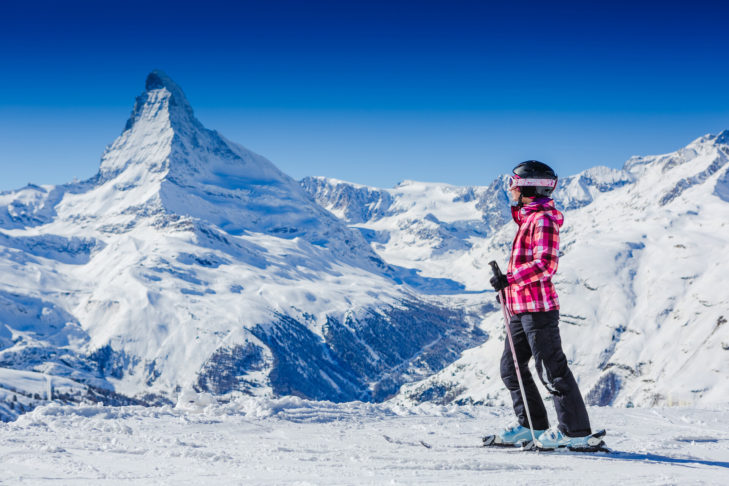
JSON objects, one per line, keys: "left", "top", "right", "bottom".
{"left": 508, "top": 174, "right": 557, "bottom": 189}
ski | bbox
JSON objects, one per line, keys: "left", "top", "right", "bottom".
{"left": 482, "top": 429, "right": 610, "bottom": 453}
{"left": 482, "top": 434, "right": 534, "bottom": 450}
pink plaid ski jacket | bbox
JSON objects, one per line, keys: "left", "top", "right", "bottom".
{"left": 505, "top": 197, "right": 563, "bottom": 314}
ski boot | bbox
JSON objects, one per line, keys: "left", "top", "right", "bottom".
{"left": 534, "top": 427, "right": 608, "bottom": 452}
{"left": 482, "top": 422, "right": 544, "bottom": 448}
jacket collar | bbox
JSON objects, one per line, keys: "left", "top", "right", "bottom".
{"left": 511, "top": 197, "right": 555, "bottom": 225}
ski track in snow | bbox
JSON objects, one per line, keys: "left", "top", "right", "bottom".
{"left": 1, "top": 399, "right": 727, "bottom": 485}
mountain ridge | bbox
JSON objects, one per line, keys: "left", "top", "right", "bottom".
{"left": 302, "top": 131, "right": 729, "bottom": 408}
{"left": 1, "top": 71, "right": 727, "bottom": 421}
{"left": 0, "top": 72, "right": 484, "bottom": 421}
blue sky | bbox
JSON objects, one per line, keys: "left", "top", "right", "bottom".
{"left": 1, "top": 0, "right": 728, "bottom": 190}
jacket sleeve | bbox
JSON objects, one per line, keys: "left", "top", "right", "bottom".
{"left": 507, "top": 214, "right": 559, "bottom": 287}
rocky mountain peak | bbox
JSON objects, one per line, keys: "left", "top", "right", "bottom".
{"left": 121, "top": 70, "right": 196, "bottom": 134}
{"left": 145, "top": 70, "right": 188, "bottom": 102}
{"left": 713, "top": 129, "right": 729, "bottom": 145}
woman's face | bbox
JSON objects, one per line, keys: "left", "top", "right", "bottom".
{"left": 508, "top": 186, "right": 521, "bottom": 202}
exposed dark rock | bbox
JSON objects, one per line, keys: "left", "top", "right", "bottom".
{"left": 404, "top": 381, "right": 465, "bottom": 405}
{"left": 251, "top": 301, "right": 485, "bottom": 402}
{"left": 194, "top": 343, "right": 267, "bottom": 395}
{"left": 88, "top": 345, "right": 138, "bottom": 380}
{"left": 586, "top": 371, "right": 622, "bottom": 406}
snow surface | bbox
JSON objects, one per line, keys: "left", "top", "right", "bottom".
{"left": 1, "top": 398, "right": 727, "bottom": 485}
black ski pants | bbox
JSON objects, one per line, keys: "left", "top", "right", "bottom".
{"left": 500, "top": 310, "right": 591, "bottom": 437}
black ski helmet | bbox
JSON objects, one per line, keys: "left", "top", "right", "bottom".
{"left": 511, "top": 160, "right": 558, "bottom": 197}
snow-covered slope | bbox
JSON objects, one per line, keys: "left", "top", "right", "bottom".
{"left": 0, "top": 71, "right": 484, "bottom": 421}
{"left": 2, "top": 399, "right": 728, "bottom": 485}
{"left": 301, "top": 177, "right": 512, "bottom": 291}
{"left": 303, "top": 132, "right": 729, "bottom": 408}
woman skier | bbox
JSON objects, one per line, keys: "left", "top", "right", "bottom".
{"left": 484, "top": 160, "right": 602, "bottom": 451}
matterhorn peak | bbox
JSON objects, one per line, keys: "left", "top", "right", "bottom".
{"left": 145, "top": 70, "right": 185, "bottom": 96}
{"left": 100, "top": 71, "right": 204, "bottom": 180}
{"left": 121, "top": 70, "right": 196, "bottom": 134}
{"left": 144, "top": 70, "right": 194, "bottom": 115}
{"left": 93, "top": 70, "right": 367, "bottom": 248}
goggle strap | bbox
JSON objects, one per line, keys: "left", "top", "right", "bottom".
{"left": 510, "top": 177, "right": 557, "bottom": 188}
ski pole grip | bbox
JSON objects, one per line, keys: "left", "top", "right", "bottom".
{"left": 489, "top": 260, "right": 503, "bottom": 279}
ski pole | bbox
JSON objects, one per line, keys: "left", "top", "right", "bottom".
{"left": 489, "top": 261, "right": 538, "bottom": 446}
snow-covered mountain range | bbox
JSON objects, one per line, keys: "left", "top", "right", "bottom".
{"left": 304, "top": 131, "right": 729, "bottom": 409}
{"left": 1, "top": 71, "right": 727, "bottom": 422}
{"left": 0, "top": 71, "right": 484, "bottom": 421}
